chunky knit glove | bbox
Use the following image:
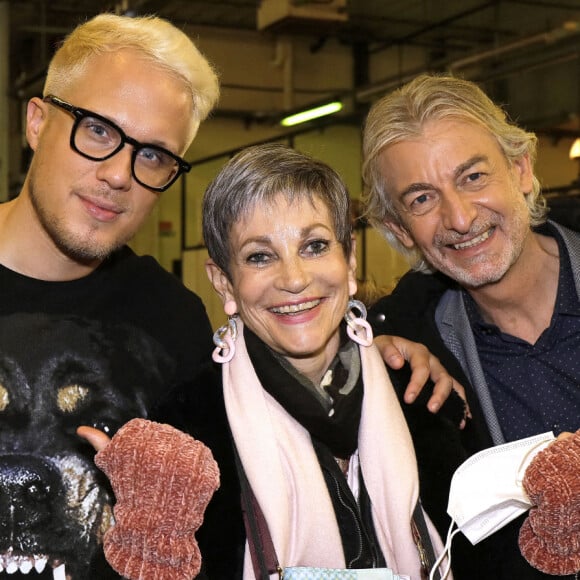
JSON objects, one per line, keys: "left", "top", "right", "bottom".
{"left": 518, "top": 430, "right": 580, "bottom": 576}
{"left": 95, "top": 418, "right": 220, "bottom": 580}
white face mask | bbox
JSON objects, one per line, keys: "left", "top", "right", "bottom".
{"left": 429, "top": 432, "right": 556, "bottom": 580}
{"left": 447, "top": 431, "right": 555, "bottom": 545}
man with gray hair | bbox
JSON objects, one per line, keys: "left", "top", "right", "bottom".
{"left": 363, "top": 73, "right": 579, "bottom": 578}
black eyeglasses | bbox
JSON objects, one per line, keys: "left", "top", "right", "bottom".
{"left": 43, "top": 95, "right": 191, "bottom": 192}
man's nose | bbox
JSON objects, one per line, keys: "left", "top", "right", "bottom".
{"left": 439, "top": 189, "right": 477, "bottom": 233}
{"left": 95, "top": 145, "right": 133, "bottom": 191}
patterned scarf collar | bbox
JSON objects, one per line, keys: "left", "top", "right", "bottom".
{"left": 243, "top": 325, "right": 363, "bottom": 458}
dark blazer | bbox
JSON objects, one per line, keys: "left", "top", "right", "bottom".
{"left": 368, "top": 222, "right": 580, "bottom": 579}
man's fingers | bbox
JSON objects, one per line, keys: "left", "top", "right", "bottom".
{"left": 77, "top": 426, "right": 111, "bottom": 452}
{"left": 419, "top": 356, "right": 452, "bottom": 412}
{"left": 373, "top": 335, "right": 471, "bottom": 426}
{"left": 402, "top": 360, "right": 430, "bottom": 404}
{"left": 427, "top": 362, "right": 471, "bottom": 425}
{"left": 374, "top": 335, "right": 405, "bottom": 370}
{"left": 399, "top": 341, "right": 444, "bottom": 407}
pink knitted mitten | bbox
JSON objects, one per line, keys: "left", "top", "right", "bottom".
{"left": 95, "top": 418, "right": 220, "bottom": 580}
{"left": 518, "top": 430, "right": 580, "bottom": 576}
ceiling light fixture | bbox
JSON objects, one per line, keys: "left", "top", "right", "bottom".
{"left": 280, "top": 101, "right": 343, "bottom": 127}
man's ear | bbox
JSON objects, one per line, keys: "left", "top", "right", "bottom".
{"left": 26, "top": 97, "right": 48, "bottom": 151}
{"left": 205, "top": 259, "right": 236, "bottom": 307}
{"left": 512, "top": 153, "right": 534, "bottom": 195}
{"left": 384, "top": 218, "right": 415, "bottom": 250}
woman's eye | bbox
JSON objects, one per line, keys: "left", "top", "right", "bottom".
{"left": 246, "top": 252, "right": 271, "bottom": 265}
{"left": 304, "top": 239, "right": 329, "bottom": 256}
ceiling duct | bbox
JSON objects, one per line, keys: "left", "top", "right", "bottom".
{"left": 257, "top": 0, "right": 348, "bottom": 34}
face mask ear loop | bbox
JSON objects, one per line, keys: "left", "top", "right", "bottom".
{"left": 429, "top": 519, "right": 461, "bottom": 580}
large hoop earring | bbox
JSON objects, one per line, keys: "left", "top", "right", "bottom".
{"left": 344, "top": 299, "right": 373, "bottom": 347}
{"left": 212, "top": 315, "right": 238, "bottom": 363}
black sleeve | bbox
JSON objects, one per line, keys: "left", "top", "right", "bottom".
{"left": 150, "top": 364, "right": 245, "bottom": 580}
{"left": 387, "top": 363, "right": 467, "bottom": 537}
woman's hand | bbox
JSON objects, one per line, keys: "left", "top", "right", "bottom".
{"left": 374, "top": 335, "right": 470, "bottom": 426}
{"left": 77, "top": 426, "right": 111, "bottom": 452}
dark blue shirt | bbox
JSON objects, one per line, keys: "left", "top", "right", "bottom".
{"left": 464, "top": 224, "right": 580, "bottom": 441}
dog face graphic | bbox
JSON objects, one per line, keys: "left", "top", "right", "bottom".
{"left": 0, "top": 313, "right": 172, "bottom": 579}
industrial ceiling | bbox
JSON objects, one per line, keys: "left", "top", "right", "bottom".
{"left": 6, "top": 0, "right": 580, "bottom": 135}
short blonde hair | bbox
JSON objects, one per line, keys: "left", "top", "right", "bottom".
{"left": 362, "top": 73, "right": 546, "bottom": 271}
{"left": 44, "top": 14, "right": 219, "bottom": 138}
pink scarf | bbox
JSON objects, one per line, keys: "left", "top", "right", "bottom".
{"left": 221, "top": 321, "right": 447, "bottom": 580}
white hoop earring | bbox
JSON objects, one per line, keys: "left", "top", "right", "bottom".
{"left": 344, "top": 299, "right": 373, "bottom": 347}
{"left": 212, "top": 315, "right": 238, "bottom": 363}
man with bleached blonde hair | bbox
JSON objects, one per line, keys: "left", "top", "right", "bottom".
{"left": 0, "top": 13, "right": 231, "bottom": 579}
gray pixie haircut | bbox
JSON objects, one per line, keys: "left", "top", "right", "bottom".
{"left": 362, "top": 73, "right": 547, "bottom": 271}
{"left": 203, "top": 143, "right": 353, "bottom": 277}
{"left": 44, "top": 13, "right": 219, "bottom": 141}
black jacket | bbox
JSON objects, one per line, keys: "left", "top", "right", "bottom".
{"left": 369, "top": 268, "right": 577, "bottom": 580}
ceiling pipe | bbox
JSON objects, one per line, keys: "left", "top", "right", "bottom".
{"left": 9, "top": 11, "right": 580, "bottom": 127}
{"left": 367, "top": 0, "right": 499, "bottom": 55}
{"left": 355, "top": 20, "right": 580, "bottom": 103}
{"left": 448, "top": 20, "right": 579, "bottom": 71}
{"left": 200, "top": 43, "right": 579, "bottom": 129}
{"left": 271, "top": 36, "right": 295, "bottom": 111}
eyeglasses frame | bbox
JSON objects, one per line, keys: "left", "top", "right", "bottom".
{"left": 43, "top": 95, "right": 192, "bottom": 192}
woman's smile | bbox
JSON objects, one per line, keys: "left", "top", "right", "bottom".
{"left": 269, "top": 298, "right": 322, "bottom": 315}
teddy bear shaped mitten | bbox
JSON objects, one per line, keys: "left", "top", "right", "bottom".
{"left": 518, "top": 430, "right": 580, "bottom": 576}
{"left": 95, "top": 418, "right": 220, "bottom": 580}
